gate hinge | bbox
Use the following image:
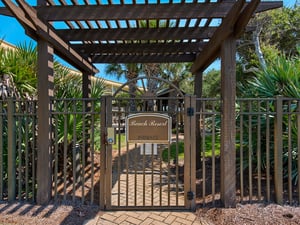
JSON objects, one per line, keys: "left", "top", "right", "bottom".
{"left": 187, "top": 191, "right": 194, "bottom": 201}
{"left": 187, "top": 107, "right": 194, "bottom": 117}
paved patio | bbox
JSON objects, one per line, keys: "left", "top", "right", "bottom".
{"left": 84, "top": 210, "right": 204, "bottom": 225}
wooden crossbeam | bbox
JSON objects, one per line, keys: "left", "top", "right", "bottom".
{"left": 191, "top": 0, "right": 245, "bottom": 73}
{"left": 72, "top": 42, "right": 204, "bottom": 55}
{"left": 38, "top": 3, "right": 234, "bottom": 21}
{"left": 2, "top": 0, "right": 98, "bottom": 74}
{"left": 92, "top": 54, "right": 195, "bottom": 63}
{"left": 57, "top": 27, "right": 217, "bottom": 42}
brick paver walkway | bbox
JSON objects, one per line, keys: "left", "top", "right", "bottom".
{"left": 84, "top": 210, "right": 204, "bottom": 225}
{"left": 85, "top": 140, "right": 206, "bottom": 224}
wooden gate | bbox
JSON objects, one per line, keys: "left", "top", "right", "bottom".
{"left": 100, "top": 77, "right": 196, "bottom": 210}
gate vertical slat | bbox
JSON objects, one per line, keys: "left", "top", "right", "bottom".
{"left": 202, "top": 101, "right": 206, "bottom": 205}
{"left": 134, "top": 143, "right": 137, "bottom": 206}
{"left": 274, "top": 96, "right": 283, "bottom": 204}
{"left": 81, "top": 101, "right": 86, "bottom": 204}
{"left": 25, "top": 102, "right": 29, "bottom": 200}
{"left": 142, "top": 145, "right": 146, "bottom": 206}
{"left": 190, "top": 96, "right": 196, "bottom": 210}
{"left": 54, "top": 111, "right": 58, "bottom": 200}
{"left": 17, "top": 113, "right": 22, "bottom": 200}
{"left": 31, "top": 101, "right": 36, "bottom": 202}
{"left": 151, "top": 143, "right": 154, "bottom": 206}
{"left": 287, "top": 100, "right": 292, "bottom": 204}
{"left": 211, "top": 102, "right": 216, "bottom": 205}
{"left": 175, "top": 103, "right": 179, "bottom": 206}
{"left": 106, "top": 96, "right": 113, "bottom": 209}
{"left": 90, "top": 101, "right": 95, "bottom": 204}
{"left": 72, "top": 102, "right": 77, "bottom": 202}
{"left": 100, "top": 97, "right": 106, "bottom": 209}
{"left": 0, "top": 102, "right": 3, "bottom": 200}
{"left": 239, "top": 101, "right": 244, "bottom": 202}
{"left": 248, "top": 101, "right": 253, "bottom": 202}
{"left": 63, "top": 102, "right": 68, "bottom": 201}
{"left": 266, "top": 102, "right": 271, "bottom": 202}
{"left": 298, "top": 101, "right": 300, "bottom": 204}
{"left": 184, "top": 96, "right": 191, "bottom": 208}
{"left": 7, "top": 98, "right": 16, "bottom": 201}
{"left": 167, "top": 142, "right": 171, "bottom": 206}
{"left": 117, "top": 104, "right": 122, "bottom": 207}
{"left": 257, "top": 100, "right": 261, "bottom": 201}
{"left": 125, "top": 141, "right": 129, "bottom": 207}
{"left": 159, "top": 148, "right": 162, "bottom": 206}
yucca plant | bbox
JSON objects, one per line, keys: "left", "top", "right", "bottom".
{"left": 237, "top": 52, "right": 300, "bottom": 184}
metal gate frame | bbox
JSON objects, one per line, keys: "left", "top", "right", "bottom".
{"left": 100, "top": 95, "right": 196, "bottom": 210}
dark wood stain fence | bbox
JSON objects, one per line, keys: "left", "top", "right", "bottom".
{"left": 0, "top": 97, "right": 299, "bottom": 206}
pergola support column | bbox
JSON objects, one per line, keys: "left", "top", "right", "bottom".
{"left": 194, "top": 71, "right": 203, "bottom": 170}
{"left": 220, "top": 36, "right": 236, "bottom": 207}
{"left": 36, "top": 40, "right": 54, "bottom": 204}
{"left": 82, "top": 72, "right": 92, "bottom": 99}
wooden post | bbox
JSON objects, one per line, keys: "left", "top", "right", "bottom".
{"left": 184, "top": 95, "right": 196, "bottom": 210}
{"left": 7, "top": 98, "right": 16, "bottom": 201}
{"left": 274, "top": 96, "right": 283, "bottom": 204}
{"left": 36, "top": 40, "right": 54, "bottom": 205}
{"left": 220, "top": 36, "right": 236, "bottom": 207}
{"left": 100, "top": 96, "right": 112, "bottom": 209}
{"left": 100, "top": 97, "right": 106, "bottom": 209}
{"left": 82, "top": 72, "right": 92, "bottom": 99}
{"left": 194, "top": 72, "right": 203, "bottom": 170}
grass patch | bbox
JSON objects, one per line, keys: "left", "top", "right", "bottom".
{"left": 202, "top": 135, "right": 221, "bottom": 157}
{"left": 112, "top": 133, "right": 127, "bottom": 149}
{"left": 162, "top": 134, "right": 221, "bottom": 162}
{"left": 162, "top": 142, "right": 184, "bottom": 162}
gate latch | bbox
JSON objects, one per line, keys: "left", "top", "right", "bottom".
{"left": 106, "top": 127, "right": 116, "bottom": 145}
{"left": 187, "top": 191, "right": 194, "bottom": 201}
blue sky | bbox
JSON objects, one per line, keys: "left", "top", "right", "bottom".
{"left": 0, "top": 0, "right": 298, "bottom": 81}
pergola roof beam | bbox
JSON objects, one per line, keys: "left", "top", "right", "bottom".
{"left": 57, "top": 27, "right": 217, "bottom": 42}
{"left": 38, "top": 3, "right": 234, "bottom": 21}
{"left": 191, "top": 0, "right": 245, "bottom": 73}
{"left": 72, "top": 42, "right": 204, "bottom": 55}
{"left": 2, "top": 0, "right": 98, "bottom": 74}
{"left": 92, "top": 54, "right": 195, "bottom": 64}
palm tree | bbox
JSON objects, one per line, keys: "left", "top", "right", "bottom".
{"left": 0, "top": 42, "right": 37, "bottom": 99}
{"left": 105, "top": 63, "right": 141, "bottom": 111}
{"left": 237, "top": 52, "right": 300, "bottom": 183}
{"left": 239, "top": 52, "right": 300, "bottom": 98}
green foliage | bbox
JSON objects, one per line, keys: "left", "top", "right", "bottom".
{"left": 238, "top": 6, "right": 299, "bottom": 68}
{"left": 202, "top": 69, "right": 221, "bottom": 98}
{"left": 240, "top": 54, "right": 300, "bottom": 98}
{"left": 162, "top": 142, "right": 184, "bottom": 162}
{"left": 53, "top": 63, "right": 105, "bottom": 151}
{"left": 237, "top": 53, "right": 300, "bottom": 184}
{"left": 162, "top": 135, "right": 221, "bottom": 163}
{"left": 0, "top": 42, "right": 37, "bottom": 98}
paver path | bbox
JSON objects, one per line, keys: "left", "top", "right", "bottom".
{"left": 110, "top": 143, "right": 184, "bottom": 208}
{"left": 84, "top": 210, "right": 204, "bottom": 225}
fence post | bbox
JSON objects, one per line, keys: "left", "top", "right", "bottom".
{"left": 184, "top": 95, "right": 196, "bottom": 210}
{"left": 7, "top": 98, "right": 16, "bottom": 201}
{"left": 0, "top": 101, "right": 3, "bottom": 200}
{"left": 274, "top": 96, "right": 283, "bottom": 204}
{"left": 100, "top": 96, "right": 112, "bottom": 209}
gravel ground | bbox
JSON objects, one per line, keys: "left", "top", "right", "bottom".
{"left": 0, "top": 201, "right": 300, "bottom": 225}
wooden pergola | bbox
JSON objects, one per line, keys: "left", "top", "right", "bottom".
{"left": 1, "top": 0, "right": 282, "bottom": 207}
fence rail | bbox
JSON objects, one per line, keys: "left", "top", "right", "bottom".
{"left": 0, "top": 97, "right": 299, "bottom": 206}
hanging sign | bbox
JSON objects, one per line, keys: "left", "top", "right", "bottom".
{"left": 126, "top": 113, "right": 171, "bottom": 143}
